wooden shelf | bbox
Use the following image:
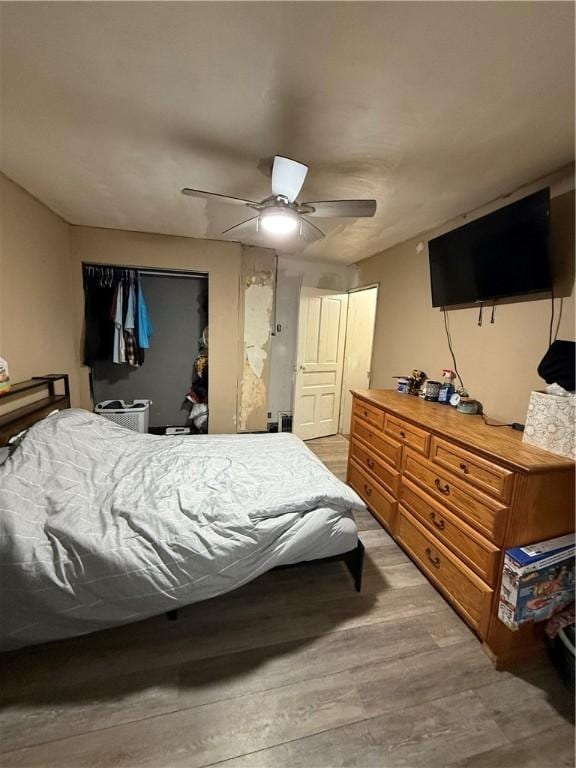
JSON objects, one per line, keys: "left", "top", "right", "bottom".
{"left": 0, "top": 395, "right": 68, "bottom": 428}
{"left": 0, "top": 375, "right": 70, "bottom": 445}
{"left": 0, "top": 376, "right": 67, "bottom": 404}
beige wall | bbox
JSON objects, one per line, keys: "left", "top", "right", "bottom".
{"left": 354, "top": 189, "right": 575, "bottom": 425}
{"left": 69, "top": 226, "right": 242, "bottom": 433}
{"left": 0, "top": 174, "right": 80, "bottom": 401}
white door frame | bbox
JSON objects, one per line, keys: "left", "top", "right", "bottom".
{"left": 339, "top": 283, "right": 380, "bottom": 434}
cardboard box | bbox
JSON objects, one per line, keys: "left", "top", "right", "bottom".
{"left": 498, "top": 534, "right": 575, "bottom": 631}
{"left": 523, "top": 390, "right": 576, "bottom": 460}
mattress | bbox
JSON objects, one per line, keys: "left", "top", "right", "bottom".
{"left": 0, "top": 409, "right": 364, "bottom": 650}
{"left": 269, "top": 506, "right": 358, "bottom": 565}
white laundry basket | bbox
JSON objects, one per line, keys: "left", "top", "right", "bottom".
{"left": 94, "top": 400, "right": 152, "bottom": 433}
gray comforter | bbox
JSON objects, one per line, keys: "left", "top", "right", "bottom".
{"left": 0, "top": 409, "right": 363, "bottom": 650}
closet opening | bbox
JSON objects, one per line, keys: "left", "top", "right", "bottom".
{"left": 82, "top": 263, "right": 209, "bottom": 434}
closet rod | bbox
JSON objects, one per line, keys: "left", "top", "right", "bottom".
{"left": 139, "top": 269, "right": 207, "bottom": 280}
{"left": 83, "top": 262, "right": 207, "bottom": 280}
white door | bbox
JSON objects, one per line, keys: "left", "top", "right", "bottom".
{"left": 339, "top": 286, "right": 379, "bottom": 434}
{"left": 293, "top": 288, "right": 348, "bottom": 440}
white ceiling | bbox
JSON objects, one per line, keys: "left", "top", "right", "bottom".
{"left": 1, "top": 2, "right": 574, "bottom": 265}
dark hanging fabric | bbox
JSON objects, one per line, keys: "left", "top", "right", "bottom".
{"left": 121, "top": 271, "right": 141, "bottom": 368}
{"left": 133, "top": 279, "right": 145, "bottom": 366}
{"left": 83, "top": 270, "right": 115, "bottom": 366}
{"left": 538, "top": 340, "right": 575, "bottom": 392}
{"left": 122, "top": 275, "right": 130, "bottom": 324}
{"left": 192, "top": 369, "right": 208, "bottom": 402}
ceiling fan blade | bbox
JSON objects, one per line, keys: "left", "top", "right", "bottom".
{"left": 182, "top": 188, "right": 258, "bottom": 207}
{"left": 302, "top": 199, "right": 377, "bottom": 218}
{"left": 271, "top": 156, "right": 308, "bottom": 203}
{"left": 300, "top": 217, "right": 325, "bottom": 242}
{"left": 221, "top": 215, "right": 260, "bottom": 237}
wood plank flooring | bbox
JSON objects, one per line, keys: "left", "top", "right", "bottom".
{"left": 0, "top": 434, "right": 573, "bottom": 767}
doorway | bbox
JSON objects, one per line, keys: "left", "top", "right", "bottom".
{"left": 292, "top": 284, "right": 378, "bottom": 441}
{"left": 339, "top": 285, "right": 379, "bottom": 435}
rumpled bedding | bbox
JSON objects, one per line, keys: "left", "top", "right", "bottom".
{"left": 0, "top": 409, "right": 364, "bottom": 650}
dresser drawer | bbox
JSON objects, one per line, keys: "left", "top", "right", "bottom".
{"left": 350, "top": 439, "right": 400, "bottom": 497}
{"left": 399, "top": 478, "right": 500, "bottom": 584}
{"left": 430, "top": 437, "right": 514, "bottom": 502}
{"left": 385, "top": 414, "right": 430, "bottom": 455}
{"left": 352, "top": 417, "right": 402, "bottom": 469}
{"left": 348, "top": 461, "right": 397, "bottom": 531}
{"left": 396, "top": 507, "right": 493, "bottom": 634}
{"left": 353, "top": 400, "right": 384, "bottom": 430}
{"left": 403, "top": 451, "right": 506, "bottom": 544}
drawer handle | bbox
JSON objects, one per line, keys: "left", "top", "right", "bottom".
{"left": 399, "top": 430, "right": 406, "bottom": 438}
{"left": 363, "top": 484, "right": 372, "bottom": 497}
{"left": 429, "top": 511, "right": 446, "bottom": 530}
{"left": 434, "top": 478, "right": 451, "bottom": 495}
{"left": 366, "top": 457, "right": 375, "bottom": 470}
{"left": 363, "top": 410, "right": 369, "bottom": 418}
{"left": 459, "top": 462, "right": 470, "bottom": 475}
{"left": 425, "top": 547, "right": 441, "bottom": 568}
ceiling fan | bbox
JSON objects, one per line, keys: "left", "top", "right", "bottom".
{"left": 181, "top": 155, "right": 377, "bottom": 241}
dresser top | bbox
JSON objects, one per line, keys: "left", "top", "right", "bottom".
{"left": 352, "top": 389, "right": 574, "bottom": 473}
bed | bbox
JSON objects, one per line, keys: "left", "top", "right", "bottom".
{"left": 0, "top": 388, "right": 365, "bottom": 651}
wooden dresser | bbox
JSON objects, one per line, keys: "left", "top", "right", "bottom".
{"left": 347, "top": 389, "right": 575, "bottom": 668}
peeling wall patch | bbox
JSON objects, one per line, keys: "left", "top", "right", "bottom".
{"left": 244, "top": 282, "right": 273, "bottom": 378}
{"left": 237, "top": 247, "right": 276, "bottom": 432}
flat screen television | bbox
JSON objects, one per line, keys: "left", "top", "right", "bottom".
{"left": 428, "top": 189, "right": 552, "bottom": 308}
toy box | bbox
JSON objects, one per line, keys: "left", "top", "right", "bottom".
{"left": 498, "top": 533, "right": 575, "bottom": 631}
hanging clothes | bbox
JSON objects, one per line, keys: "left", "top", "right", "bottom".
{"left": 112, "top": 280, "right": 126, "bottom": 364}
{"left": 137, "top": 279, "right": 153, "bottom": 349}
{"left": 123, "top": 279, "right": 139, "bottom": 368}
{"left": 125, "top": 280, "right": 136, "bottom": 330}
{"left": 83, "top": 270, "right": 115, "bottom": 366}
{"left": 83, "top": 265, "right": 152, "bottom": 368}
{"left": 133, "top": 280, "right": 145, "bottom": 366}
{"left": 124, "top": 332, "right": 138, "bottom": 367}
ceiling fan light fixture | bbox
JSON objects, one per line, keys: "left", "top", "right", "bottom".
{"left": 260, "top": 208, "right": 299, "bottom": 235}
{"left": 183, "top": 155, "right": 376, "bottom": 244}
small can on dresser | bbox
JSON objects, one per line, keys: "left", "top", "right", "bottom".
{"left": 423, "top": 380, "right": 441, "bottom": 401}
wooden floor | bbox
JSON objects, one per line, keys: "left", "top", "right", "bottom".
{"left": 0, "top": 434, "right": 573, "bottom": 768}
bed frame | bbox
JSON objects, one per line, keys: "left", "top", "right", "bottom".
{"left": 1, "top": 376, "right": 365, "bottom": 619}
{"left": 165, "top": 541, "right": 365, "bottom": 621}
{"left": 275, "top": 538, "right": 365, "bottom": 592}
{"left": 0, "top": 375, "right": 71, "bottom": 446}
